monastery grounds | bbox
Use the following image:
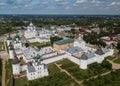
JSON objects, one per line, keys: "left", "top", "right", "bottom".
{"left": 13, "top": 58, "right": 113, "bottom": 86}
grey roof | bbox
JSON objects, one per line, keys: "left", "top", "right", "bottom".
{"left": 85, "top": 52, "right": 95, "bottom": 59}
{"left": 9, "top": 42, "right": 14, "bottom": 50}
{"left": 102, "top": 48, "right": 109, "bottom": 53}
{"left": 80, "top": 52, "right": 95, "bottom": 60}
{"left": 44, "top": 64, "right": 48, "bottom": 69}
{"left": 64, "top": 46, "right": 83, "bottom": 54}
{"left": 28, "top": 65, "right": 36, "bottom": 73}
{"left": 7, "top": 35, "right": 12, "bottom": 40}
{"left": 80, "top": 53, "right": 88, "bottom": 60}
{"left": 95, "top": 48, "right": 104, "bottom": 55}
{"left": 12, "top": 56, "right": 20, "bottom": 64}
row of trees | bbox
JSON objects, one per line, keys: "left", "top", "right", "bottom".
{"left": 83, "top": 69, "right": 120, "bottom": 86}
{"left": 50, "top": 36, "right": 63, "bottom": 45}
{"left": 0, "top": 59, "right": 2, "bottom": 86}
{"left": 0, "top": 15, "right": 120, "bottom": 35}
{"left": 83, "top": 32, "right": 107, "bottom": 47}
{"left": 116, "top": 42, "right": 120, "bottom": 54}
{"left": 26, "top": 72, "right": 78, "bottom": 86}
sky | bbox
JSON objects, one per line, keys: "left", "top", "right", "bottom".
{"left": 0, "top": 0, "right": 120, "bottom": 15}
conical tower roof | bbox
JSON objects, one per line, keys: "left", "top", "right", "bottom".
{"left": 12, "top": 55, "right": 20, "bottom": 64}
{"left": 95, "top": 47, "right": 104, "bottom": 55}
{"left": 80, "top": 53, "right": 88, "bottom": 60}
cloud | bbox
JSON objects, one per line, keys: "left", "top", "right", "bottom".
{"left": 0, "top": 2, "right": 7, "bottom": 6}
{"left": 109, "top": 1, "right": 120, "bottom": 6}
{"left": 0, "top": 0, "right": 120, "bottom": 14}
{"left": 55, "top": 0, "right": 69, "bottom": 5}
{"left": 92, "top": 0, "right": 101, "bottom": 3}
{"left": 76, "top": 0, "right": 87, "bottom": 4}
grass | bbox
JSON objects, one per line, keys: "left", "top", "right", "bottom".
{"left": 56, "top": 59, "right": 79, "bottom": 69}
{"left": 0, "top": 59, "right": 2, "bottom": 86}
{"left": 29, "top": 42, "right": 51, "bottom": 48}
{"left": 56, "top": 59, "right": 111, "bottom": 80}
{"left": 83, "top": 69, "right": 120, "bottom": 86}
{"left": 14, "top": 63, "right": 79, "bottom": 86}
{"left": 14, "top": 77, "right": 28, "bottom": 86}
{"left": 114, "top": 58, "right": 120, "bottom": 64}
{"left": 5, "top": 59, "right": 12, "bottom": 86}
{"left": 105, "top": 56, "right": 115, "bottom": 60}
{"left": 28, "top": 72, "right": 79, "bottom": 86}
{"left": 48, "top": 63, "right": 60, "bottom": 75}
{"left": 0, "top": 41, "right": 5, "bottom": 51}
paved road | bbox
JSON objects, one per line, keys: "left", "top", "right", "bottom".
{"left": 0, "top": 51, "right": 9, "bottom": 86}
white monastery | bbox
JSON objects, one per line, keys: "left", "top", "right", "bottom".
{"left": 6, "top": 22, "right": 114, "bottom": 80}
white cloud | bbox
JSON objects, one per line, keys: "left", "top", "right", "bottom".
{"left": 55, "top": 0, "right": 69, "bottom": 6}
{"left": 109, "top": 1, "right": 120, "bottom": 6}
{"left": 76, "top": 0, "right": 87, "bottom": 4}
{"left": 92, "top": 0, "right": 101, "bottom": 4}
{"left": 65, "top": 6, "right": 71, "bottom": 9}
{"left": 0, "top": 2, "right": 6, "bottom": 6}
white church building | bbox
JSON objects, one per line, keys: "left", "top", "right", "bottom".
{"left": 6, "top": 22, "right": 114, "bottom": 81}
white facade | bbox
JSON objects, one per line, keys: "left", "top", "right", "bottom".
{"left": 7, "top": 26, "right": 114, "bottom": 80}
{"left": 24, "top": 22, "right": 37, "bottom": 39}
{"left": 9, "top": 50, "right": 14, "bottom": 59}
{"left": 12, "top": 63, "right": 20, "bottom": 75}
{"left": 27, "top": 60, "right": 48, "bottom": 80}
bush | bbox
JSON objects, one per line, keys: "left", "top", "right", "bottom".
{"left": 101, "top": 60, "right": 112, "bottom": 70}
{"left": 83, "top": 69, "right": 120, "bottom": 86}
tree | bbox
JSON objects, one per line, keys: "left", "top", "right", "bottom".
{"left": 116, "top": 42, "right": 120, "bottom": 54}
{"left": 50, "top": 36, "right": 63, "bottom": 45}
{"left": 25, "top": 43, "right": 29, "bottom": 47}
{"left": 101, "top": 60, "right": 112, "bottom": 70}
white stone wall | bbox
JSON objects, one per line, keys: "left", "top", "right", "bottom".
{"left": 6, "top": 40, "right": 11, "bottom": 46}
{"left": 12, "top": 64, "right": 20, "bottom": 75}
{"left": 21, "top": 65, "right": 27, "bottom": 72}
{"left": 80, "top": 60, "right": 87, "bottom": 69}
{"left": 14, "top": 42, "right": 22, "bottom": 49}
{"left": 27, "top": 65, "right": 48, "bottom": 80}
{"left": 68, "top": 55, "right": 80, "bottom": 65}
{"left": 42, "top": 54, "right": 67, "bottom": 64}
{"left": 9, "top": 50, "right": 14, "bottom": 59}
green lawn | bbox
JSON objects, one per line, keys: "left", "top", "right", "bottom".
{"left": 0, "top": 59, "right": 2, "bottom": 86}
{"left": 56, "top": 59, "right": 112, "bottom": 80}
{"left": 56, "top": 59, "right": 79, "bottom": 69}
{"left": 14, "top": 62, "right": 79, "bottom": 86}
{"left": 6, "top": 59, "right": 12, "bottom": 86}
{"left": 0, "top": 42, "right": 5, "bottom": 51}
{"left": 48, "top": 63, "right": 60, "bottom": 75}
{"left": 29, "top": 42, "right": 51, "bottom": 48}
{"left": 14, "top": 72, "right": 79, "bottom": 86}
{"left": 114, "top": 58, "right": 120, "bottom": 64}
{"left": 83, "top": 69, "right": 120, "bottom": 86}
{"left": 14, "top": 77, "right": 28, "bottom": 86}
{"left": 28, "top": 72, "right": 79, "bottom": 86}
{"left": 105, "top": 56, "right": 115, "bottom": 60}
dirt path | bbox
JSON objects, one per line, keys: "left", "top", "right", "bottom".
{"left": 107, "top": 59, "right": 120, "bottom": 70}
{"left": 2, "top": 59, "right": 6, "bottom": 86}
{"left": 0, "top": 51, "right": 9, "bottom": 86}
{"left": 55, "top": 59, "right": 120, "bottom": 86}
{"left": 54, "top": 63, "right": 81, "bottom": 85}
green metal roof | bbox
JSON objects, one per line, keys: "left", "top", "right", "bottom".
{"left": 54, "top": 38, "right": 74, "bottom": 45}
{"left": 13, "top": 34, "right": 21, "bottom": 41}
